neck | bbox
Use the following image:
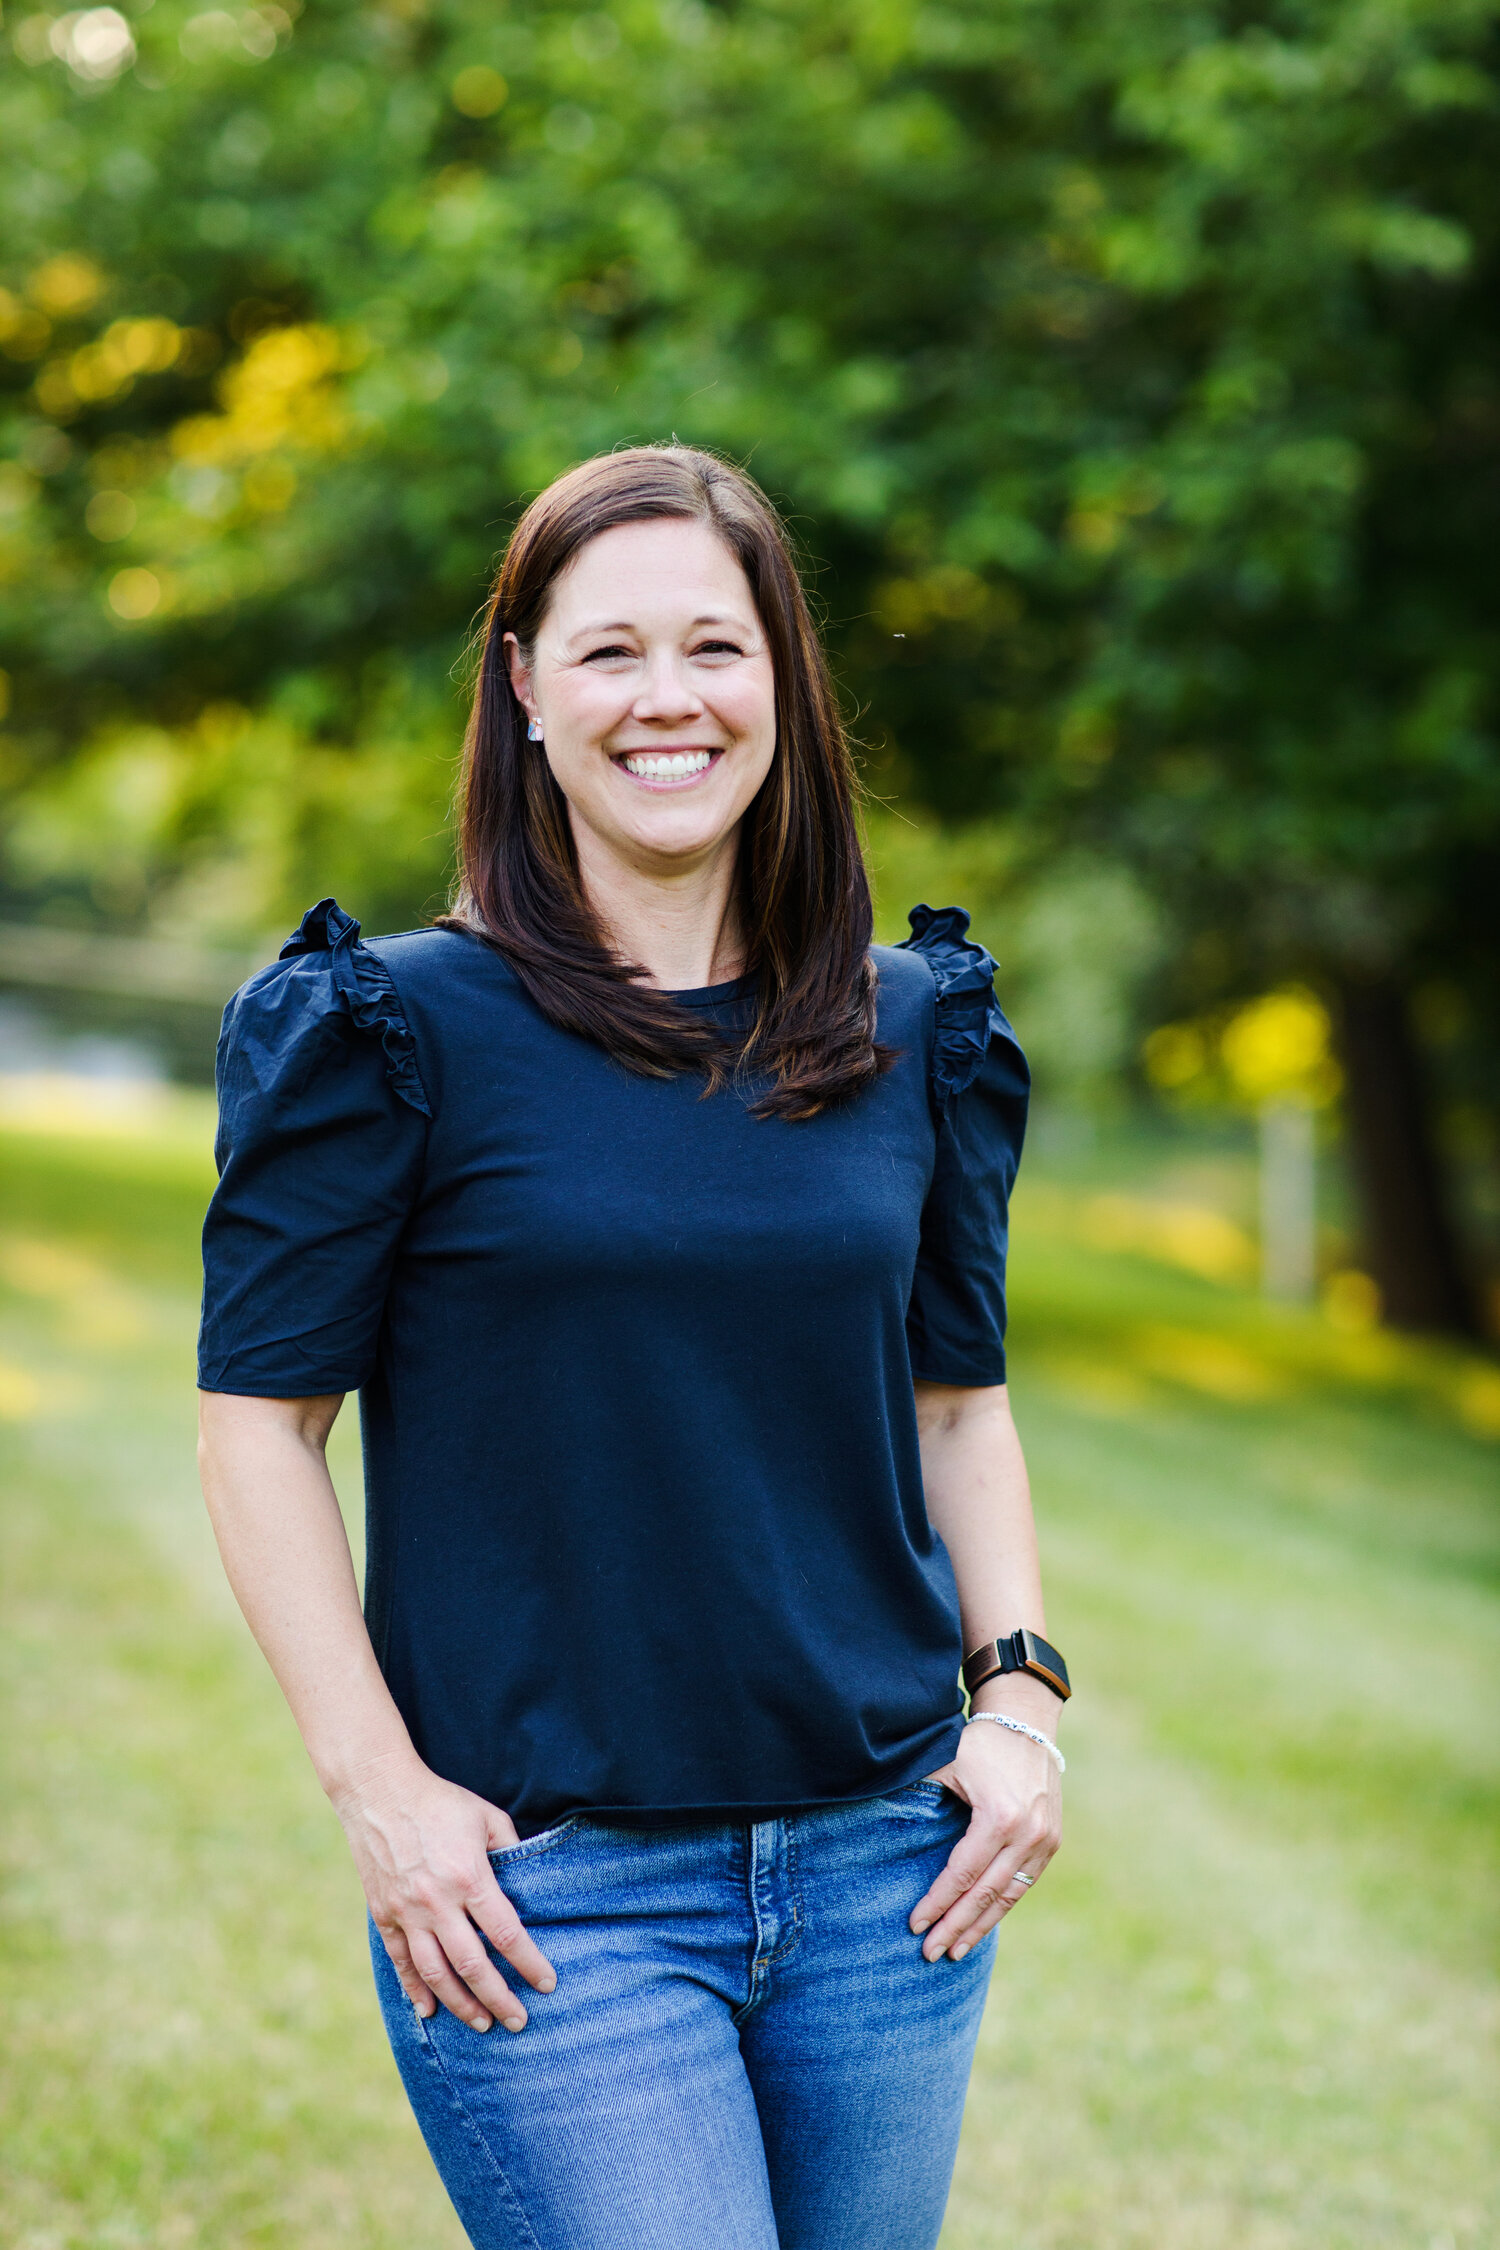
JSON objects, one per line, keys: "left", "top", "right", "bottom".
{"left": 572, "top": 824, "right": 747, "bottom": 992}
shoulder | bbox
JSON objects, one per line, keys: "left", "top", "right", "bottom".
{"left": 891, "top": 903, "right": 997, "bottom": 1002}
{"left": 221, "top": 900, "right": 432, "bottom": 1117}
{"left": 870, "top": 939, "right": 937, "bottom": 1001}
{"left": 362, "top": 921, "right": 488, "bottom": 977}
{"left": 363, "top": 919, "right": 524, "bottom": 1013}
{"left": 870, "top": 938, "right": 939, "bottom": 1043}
{"left": 885, "top": 903, "right": 1028, "bottom": 1116}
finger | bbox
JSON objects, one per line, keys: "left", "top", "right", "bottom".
{"left": 407, "top": 1929, "right": 513, "bottom": 2035}
{"left": 946, "top": 1861, "right": 1047, "bottom": 1959}
{"left": 431, "top": 1913, "right": 533, "bottom": 2034}
{"left": 925, "top": 1834, "right": 1054, "bottom": 1960}
{"left": 910, "top": 1813, "right": 1015, "bottom": 1937}
{"left": 919, "top": 1854, "right": 1016, "bottom": 1961}
{"left": 468, "top": 1876, "right": 557, "bottom": 1996}
{"left": 375, "top": 1919, "right": 440, "bottom": 2020}
{"left": 917, "top": 1803, "right": 1055, "bottom": 1954}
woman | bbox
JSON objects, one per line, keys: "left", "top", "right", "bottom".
{"left": 197, "top": 445, "right": 1068, "bottom": 2250}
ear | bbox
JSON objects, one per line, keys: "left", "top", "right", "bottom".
{"left": 502, "top": 632, "right": 538, "bottom": 725}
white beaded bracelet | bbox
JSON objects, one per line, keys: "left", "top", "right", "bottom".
{"left": 965, "top": 1711, "right": 1066, "bottom": 1774}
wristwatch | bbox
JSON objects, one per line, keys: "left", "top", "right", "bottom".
{"left": 962, "top": 1627, "right": 1071, "bottom": 1702}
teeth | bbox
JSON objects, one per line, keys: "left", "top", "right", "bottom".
{"left": 621, "top": 750, "right": 714, "bottom": 779}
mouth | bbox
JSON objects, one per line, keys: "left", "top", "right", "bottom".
{"left": 612, "top": 747, "right": 723, "bottom": 789}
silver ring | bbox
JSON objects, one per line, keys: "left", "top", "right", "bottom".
{"left": 1010, "top": 1871, "right": 1035, "bottom": 1889}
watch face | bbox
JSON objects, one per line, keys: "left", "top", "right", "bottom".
{"left": 1020, "top": 1630, "right": 1071, "bottom": 1696}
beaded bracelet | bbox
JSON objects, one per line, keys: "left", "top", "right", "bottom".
{"left": 965, "top": 1711, "right": 1066, "bottom": 1775}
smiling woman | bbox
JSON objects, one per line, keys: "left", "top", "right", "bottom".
{"left": 509, "top": 516, "right": 774, "bottom": 832}
{"left": 196, "top": 445, "right": 1063, "bottom": 2250}
{"left": 444, "top": 446, "right": 885, "bottom": 1117}
{"left": 502, "top": 516, "right": 778, "bottom": 987}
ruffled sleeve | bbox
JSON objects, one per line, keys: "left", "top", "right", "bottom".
{"left": 197, "top": 899, "right": 431, "bottom": 1398}
{"left": 897, "top": 904, "right": 1030, "bottom": 1386}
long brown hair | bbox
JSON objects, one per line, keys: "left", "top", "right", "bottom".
{"left": 440, "top": 445, "right": 889, "bottom": 1120}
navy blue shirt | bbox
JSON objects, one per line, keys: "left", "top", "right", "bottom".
{"left": 199, "top": 900, "right": 1028, "bottom": 1835}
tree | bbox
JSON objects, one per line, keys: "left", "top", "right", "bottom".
{"left": 2, "top": 0, "right": 1496, "bottom": 1327}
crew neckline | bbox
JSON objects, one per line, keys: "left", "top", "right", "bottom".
{"left": 666, "top": 972, "right": 758, "bottom": 1009}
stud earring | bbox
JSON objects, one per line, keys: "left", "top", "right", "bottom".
{"left": 527, "top": 718, "right": 544, "bottom": 742}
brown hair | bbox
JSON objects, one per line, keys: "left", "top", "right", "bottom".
{"left": 440, "top": 445, "right": 889, "bottom": 1120}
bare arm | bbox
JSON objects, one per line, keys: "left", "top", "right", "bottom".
{"left": 197, "top": 1390, "right": 555, "bottom": 2032}
{"left": 908, "top": 1380, "right": 1063, "bottom": 1959}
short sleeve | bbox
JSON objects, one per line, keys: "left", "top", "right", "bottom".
{"left": 897, "top": 904, "right": 1030, "bottom": 1386}
{"left": 198, "top": 899, "right": 431, "bottom": 1398}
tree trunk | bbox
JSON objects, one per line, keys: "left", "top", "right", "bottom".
{"left": 1333, "top": 976, "right": 1480, "bottom": 1337}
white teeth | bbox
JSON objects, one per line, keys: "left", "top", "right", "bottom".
{"left": 621, "top": 750, "right": 714, "bottom": 779}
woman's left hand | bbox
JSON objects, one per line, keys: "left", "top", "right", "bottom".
{"left": 909, "top": 1714, "right": 1062, "bottom": 1961}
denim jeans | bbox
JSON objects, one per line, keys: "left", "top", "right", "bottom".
{"left": 371, "top": 1780, "right": 996, "bottom": 2250}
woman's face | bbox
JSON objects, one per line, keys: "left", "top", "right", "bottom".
{"left": 505, "top": 517, "right": 777, "bottom": 881}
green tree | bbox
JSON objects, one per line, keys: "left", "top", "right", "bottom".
{"left": 2, "top": 0, "right": 1496, "bottom": 1327}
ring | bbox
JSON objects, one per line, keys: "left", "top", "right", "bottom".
{"left": 1010, "top": 1871, "right": 1035, "bottom": 1889}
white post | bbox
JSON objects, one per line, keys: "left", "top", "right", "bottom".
{"left": 1259, "top": 1095, "right": 1315, "bottom": 1302}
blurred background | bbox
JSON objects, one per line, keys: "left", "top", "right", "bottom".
{"left": 1, "top": 3, "right": 1496, "bottom": 2246}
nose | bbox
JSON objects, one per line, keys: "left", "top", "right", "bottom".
{"left": 631, "top": 652, "right": 704, "bottom": 725}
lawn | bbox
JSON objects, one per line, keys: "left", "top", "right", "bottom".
{"left": 1, "top": 1083, "right": 1495, "bottom": 2250}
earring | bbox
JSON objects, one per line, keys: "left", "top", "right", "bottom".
{"left": 527, "top": 718, "right": 544, "bottom": 742}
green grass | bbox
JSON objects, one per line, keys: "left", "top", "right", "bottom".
{"left": 1, "top": 1091, "right": 1495, "bottom": 2250}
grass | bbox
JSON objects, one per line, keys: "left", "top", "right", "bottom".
{"left": 1, "top": 1084, "right": 1495, "bottom": 2250}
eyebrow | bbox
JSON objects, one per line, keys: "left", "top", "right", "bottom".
{"left": 565, "top": 612, "right": 751, "bottom": 642}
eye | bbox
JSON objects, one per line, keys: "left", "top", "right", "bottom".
{"left": 582, "top": 642, "right": 636, "bottom": 664}
{"left": 692, "top": 638, "right": 745, "bottom": 659}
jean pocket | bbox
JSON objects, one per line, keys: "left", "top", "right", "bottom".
{"left": 880, "top": 1779, "right": 964, "bottom": 1819}
{"left": 488, "top": 1813, "right": 584, "bottom": 1868}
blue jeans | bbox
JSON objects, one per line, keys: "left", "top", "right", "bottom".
{"left": 371, "top": 1781, "right": 996, "bottom": 2250}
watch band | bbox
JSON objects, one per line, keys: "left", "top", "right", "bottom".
{"left": 962, "top": 1627, "right": 1072, "bottom": 1702}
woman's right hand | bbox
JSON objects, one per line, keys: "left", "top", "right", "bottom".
{"left": 196, "top": 1396, "right": 555, "bottom": 2034}
{"left": 332, "top": 1750, "right": 558, "bottom": 2034}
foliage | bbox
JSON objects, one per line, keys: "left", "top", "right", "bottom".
{"left": 867, "top": 811, "right": 1166, "bottom": 1110}
{"left": 1143, "top": 986, "right": 1342, "bottom": 1110}
{"left": 1, "top": 1, "right": 1497, "bottom": 1297}
{"left": 0, "top": 1, "right": 1495, "bottom": 925}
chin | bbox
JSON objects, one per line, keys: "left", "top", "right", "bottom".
{"left": 627, "top": 818, "right": 732, "bottom": 862}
